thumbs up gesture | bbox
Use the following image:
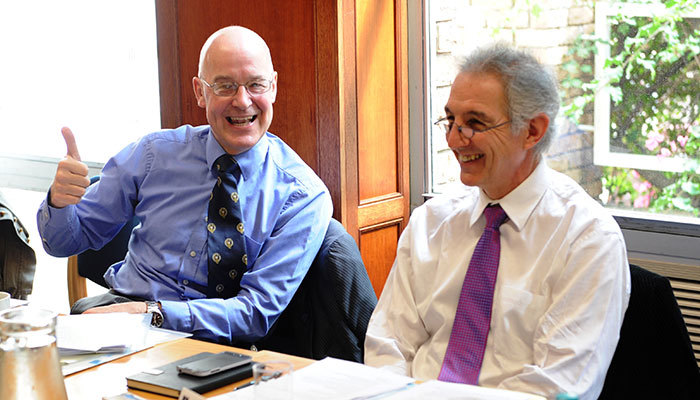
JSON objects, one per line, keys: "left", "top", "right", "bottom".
{"left": 49, "top": 127, "right": 90, "bottom": 208}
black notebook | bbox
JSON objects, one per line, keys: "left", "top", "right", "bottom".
{"left": 126, "top": 352, "right": 253, "bottom": 398}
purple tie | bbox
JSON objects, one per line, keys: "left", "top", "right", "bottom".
{"left": 438, "top": 204, "right": 508, "bottom": 384}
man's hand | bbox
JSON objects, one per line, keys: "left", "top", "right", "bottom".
{"left": 82, "top": 301, "right": 148, "bottom": 314}
{"left": 49, "top": 127, "right": 90, "bottom": 208}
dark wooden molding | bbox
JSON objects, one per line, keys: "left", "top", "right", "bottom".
{"left": 155, "top": 0, "right": 182, "bottom": 129}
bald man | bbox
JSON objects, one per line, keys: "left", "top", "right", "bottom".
{"left": 37, "top": 26, "right": 333, "bottom": 344}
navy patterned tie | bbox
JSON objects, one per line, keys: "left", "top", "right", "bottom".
{"left": 207, "top": 154, "right": 247, "bottom": 299}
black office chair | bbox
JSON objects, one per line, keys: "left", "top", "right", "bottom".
{"left": 67, "top": 176, "right": 139, "bottom": 306}
{"left": 239, "top": 218, "right": 377, "bottom": 363}
{"left": 599, "top": 264, "right": 700, "bottom": 399}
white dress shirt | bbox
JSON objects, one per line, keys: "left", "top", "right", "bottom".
{"left": 364, "top": 161, "right": 631, "bottom": 400}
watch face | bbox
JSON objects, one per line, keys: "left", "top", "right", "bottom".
{"left": 151, "top": 311, "right": 163, "bottom": 327}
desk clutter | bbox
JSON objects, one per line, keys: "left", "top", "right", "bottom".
{"left": 57, "top": 313, "right": 148, "bottom": 356}
{"left": 211, "top": 357, "right": 545, "bottom": 400}
{"left": 60, "top": 337, "right": 550, "bottom": 400}
{"left": 56, "top": 312, "right": 190, "bottom": 376}
{"left": 126, "top": 352, "right": 253, "bottom": 398}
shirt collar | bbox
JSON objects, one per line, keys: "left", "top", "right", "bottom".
{"left": 469, "top": 160, "right": 550, "bottom": 231}
{"left": 205, "top": 129, "right": 269, "bottom": 181}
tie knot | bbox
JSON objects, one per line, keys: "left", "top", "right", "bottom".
{"left": 214, "top": 154, "right": 239, "bottom": 176}
{"left": 483, "top": 204, "right": 507, "bottom": 229}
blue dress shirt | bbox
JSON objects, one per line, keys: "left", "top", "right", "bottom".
{"left": 37, "top": 125, "right": 333, "bottom": 343}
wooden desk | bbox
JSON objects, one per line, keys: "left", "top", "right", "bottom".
{"left": 64, "top": 338, "right": 314, "bottom": 399}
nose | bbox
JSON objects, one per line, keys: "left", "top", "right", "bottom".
{"left": 230, "top": 86, "right": 253, "bottom": 109}
{"left": 446, "top": 124, "right": 469, "bottom": 148}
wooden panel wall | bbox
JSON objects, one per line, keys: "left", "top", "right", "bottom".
{"left": 356, "top": 0, "right": 398, "bottom": 200}
{"left": 354, "top": 0, "right": 410, "bottom": 298}
{"left": 156, "top": 0, "right": 318, "bottom": 169}
{"left": 155, "top": 0, "right": 409, "bottom": 298}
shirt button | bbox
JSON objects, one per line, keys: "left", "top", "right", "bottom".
{"left": 183, "top": 279, "right": 189, "bottom": 285}
{"left": 216, "top": 284, "right": 224, "bottom": 293}
{"left": 189, "top": 251, "right": 196, "bottom": 257}
{"left": 228, "top": 270, "right": 237, "bottom": 279}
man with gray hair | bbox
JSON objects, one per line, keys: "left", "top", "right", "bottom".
{"left": 38, "top": 26, "right": 332, "bottom": 343}
{"left": 364, "top": 44, "right": 630, "bottom": 399}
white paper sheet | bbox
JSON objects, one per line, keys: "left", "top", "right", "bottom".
{"left": 58, "top": 313, "right": 191, "bottom": 376}
{"left": 384, "top": 380, "right": 546, "bottom": 400}
{"left": 56, "top": 313, "right": 150, "bottom": 355}
{"left": 209, "top": 357, "right": 546, "bottom": 400}
{"left": 210, "top": 357, "right": 415, "bottom": 400}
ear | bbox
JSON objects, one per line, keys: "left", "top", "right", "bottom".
{"left": 269, "top": 71, "right": 278, "bottom": 104}
{"left": 523, "top": 113, "right": 549, "bottom": 150}
{"left": 192, "top": 77, "right": 207, "bottom": 109}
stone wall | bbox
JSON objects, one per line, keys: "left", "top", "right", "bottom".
{"left": 430, "top": 0, "right": 601, "bottom": 197}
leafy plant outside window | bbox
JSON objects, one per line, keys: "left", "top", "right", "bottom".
{"left": 563, "top": 0, "right": 700, "bottom": 216}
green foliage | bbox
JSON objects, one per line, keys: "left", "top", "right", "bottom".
{"left": 565, "top": 0, "right": 700, "bottom": 216}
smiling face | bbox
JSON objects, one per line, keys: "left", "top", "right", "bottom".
{"left": 193, "top": 28, "right": 277, "bottom": 155}
{"left": 445, "top": 71, "right": 544, "bottom": 199}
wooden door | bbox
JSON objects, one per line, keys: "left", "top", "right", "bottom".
{"left": 155, "top": 0, "right": 409, "bottom": 298}
{"left": 353, "top": 0, "right": 410, "bottom": 297}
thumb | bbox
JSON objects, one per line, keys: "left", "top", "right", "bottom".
{"left": 61, "top": 126, "right": 81, "bottom": 161}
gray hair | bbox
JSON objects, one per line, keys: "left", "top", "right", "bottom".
{"left": 458, "top": 44, "right": 559, "bottom": 156}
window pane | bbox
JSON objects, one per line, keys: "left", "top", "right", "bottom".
{"left": 0, "top": 0, "right": 161, "bottom": 164}
{"left": 426, "top": 0, "right": 700, "bottom": 224}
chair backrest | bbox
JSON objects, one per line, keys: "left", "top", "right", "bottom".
{"left": 247, "top": 218, "right": 377, "bottom": 362}
{"left": 67, "top": 176, "right": 138, "bottom": 305}
{"left": 599, "top": 264, "right": 700, "bottom": 399}
{"left": 76, "top": 216, "right": 138, "bottom": 288}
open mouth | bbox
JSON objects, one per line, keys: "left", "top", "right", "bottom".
{"left": 458, "top": 153, "right": 483, "bottom": 163}
{"left": 225, "top": 115, "right": 257, "bottom": 126}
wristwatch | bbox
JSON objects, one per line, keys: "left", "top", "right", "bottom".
{"left": 146, "top": 301, "right": 163, "bottom": 328}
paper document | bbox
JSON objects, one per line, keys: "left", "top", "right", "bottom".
{"left": 9, "top": 298, "right": 28, "bottom": 308}
{"left": 56, "top": 313, "right": 149, "bottom": 355}
{"left": 211, "top": 357, "right": 415, "bottom": 400}
{"left": 58, "top": 313, "right": 191, "bottom": 376}
{"left": 383, "top": 380, "right": 546, "bottom": 400}
{"left": 211, "top": 357, "right": 546, "bottom": 400}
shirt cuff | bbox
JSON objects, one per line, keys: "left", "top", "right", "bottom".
{"left": 159, "top": 299, "right": 192, "bottom": 332}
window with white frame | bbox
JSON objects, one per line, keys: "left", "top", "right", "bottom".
{"left": 0, "top": 0, "right": 161, "bottom": 192}
{"left": 422, "top": 0, "right": 700, "bottom": 227}
{"left": 0, "top": 0, "right": 161, "bottom": 312}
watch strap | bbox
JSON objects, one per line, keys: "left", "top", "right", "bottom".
{"left": 146, "top": 301, "right": 163, "bottom": 327}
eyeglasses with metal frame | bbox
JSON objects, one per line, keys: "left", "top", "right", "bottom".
{"left": 199, "top": 76, "right": 274, "bottom": 96}
{"left": 434, "top": 116, "right": 511, "bottom": 141}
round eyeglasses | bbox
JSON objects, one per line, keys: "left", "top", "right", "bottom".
{"left": 434, "top": 117, "right": 511, "bottom": 141}
{"left": 199, "top": 77, "right": 274, "bottom": 96}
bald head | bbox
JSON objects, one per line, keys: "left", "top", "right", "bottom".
{"left": 192, "top": 26, "right": 278, "bottom": 155}
{"left": 198, "top": 26, "right": 273, "bottom": 78}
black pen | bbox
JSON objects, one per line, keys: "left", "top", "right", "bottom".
{"left": 233, "top": 380, "right": 255, "bottom": 391}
